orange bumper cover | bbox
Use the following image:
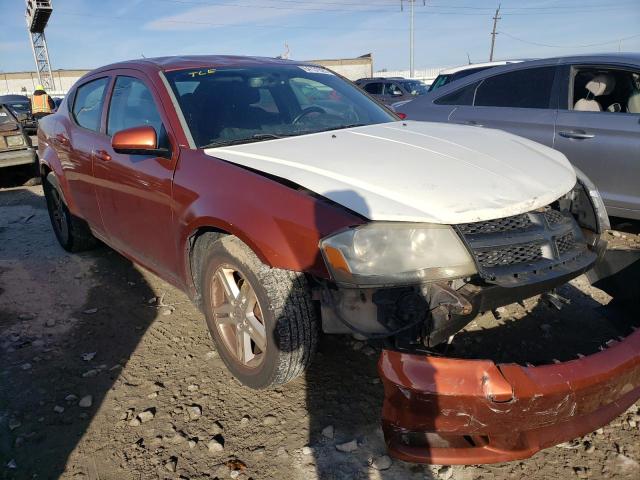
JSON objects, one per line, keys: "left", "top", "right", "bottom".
{"left": 378, "top": 328, "right": 640, "bottom": 464}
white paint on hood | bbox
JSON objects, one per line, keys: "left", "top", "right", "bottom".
{"left": 204, "top": 121, "right": 576, "bottom": 224}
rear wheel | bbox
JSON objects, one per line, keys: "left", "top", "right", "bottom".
{"left": 201, "top": 236, "right": 318, "bottom": 389}
{"left": 43, "top": 176, "right": 97, "bottom": 252}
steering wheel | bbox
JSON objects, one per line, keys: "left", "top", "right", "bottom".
{"left": 292, "top": 106, "right": 327, "bottom": 124}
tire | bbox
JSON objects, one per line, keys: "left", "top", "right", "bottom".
{"left": 43, "top": 176, "right": 98, "bottom": 252}
{"left": 201, "top": 235, "right": 318, "bottom": 389}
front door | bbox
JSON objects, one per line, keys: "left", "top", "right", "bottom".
{"left": 92, "top": 72, "right": 180, "bottom": 281}
{"left": 554, "top": 64, "right": 640, "bottom": 219}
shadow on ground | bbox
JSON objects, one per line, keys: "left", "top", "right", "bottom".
{"left": 0, "top": 188, "right": 158, "bottom": 479}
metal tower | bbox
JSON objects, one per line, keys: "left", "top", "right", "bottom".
{"left": 25, "top": 0, "right": 55, "bottom": 91}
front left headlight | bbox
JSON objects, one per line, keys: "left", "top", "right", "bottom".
{"left": 320, "top": 222, "right": 477, "bottom": 287}
{"left": 6, "top": 135, "right": 25, "bottom": 147}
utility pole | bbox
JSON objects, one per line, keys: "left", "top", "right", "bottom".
{"left": 410, "top": 0, "right": 414, "bottom": 77}
{"left": 401, "top": 1, "right": 425, "bottom": 78}
{"left": 489, "top": 3, "right": 501, "bottom": 62}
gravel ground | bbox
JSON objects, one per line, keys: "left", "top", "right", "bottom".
{"left": 1, "top": 183, "right": 639, "bottom": 480}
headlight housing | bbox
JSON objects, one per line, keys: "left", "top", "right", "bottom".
{"left": 320, "top": 222, "right": 477, "bottom": 287}
{"left": 6, "top": 135, "right": 25, "bottom": 147}
{"left": 570, "top": 167, "right": 610, "bottom": 234}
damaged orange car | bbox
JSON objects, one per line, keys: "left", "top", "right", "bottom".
{"left": 36, "top": 56, "right": 640, "bottom": 464}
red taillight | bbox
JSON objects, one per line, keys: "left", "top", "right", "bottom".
{"left": 396, "top": 112, "right": 407, "bottom": 120}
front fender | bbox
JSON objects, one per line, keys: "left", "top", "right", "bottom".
{"left": 173, "top": 149, "right": 364, "bottom": 289}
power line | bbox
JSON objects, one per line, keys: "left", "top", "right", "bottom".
{"left": 53, "top": 11, "right": 410, "bottom": 30}
{"left": 499, "top": 31, "right": 640, "bottom": 48}
{"left": 148, "top": 0, "right": 640, "bottom": 15}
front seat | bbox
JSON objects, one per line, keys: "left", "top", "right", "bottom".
{"left": 574, "top": 74, "right": 616, "bottom": 111}
{"left": 628, "top": 90, "right": 640, "bottom": 113}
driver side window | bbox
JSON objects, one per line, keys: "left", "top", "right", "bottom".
{"left": 107, "top": 76, "right": 168, "bottom": 147}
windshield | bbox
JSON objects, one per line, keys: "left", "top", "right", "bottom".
{"left": 401, "top": 80, "right": 428, "bottom": 96}
{"left": 165, "top": 65, "right": 396, "bottom": 148}
{"left": 428, "top": 74, "right": 451, "bottom": 92}
{"left": 0, "top": 105, "right": 18, "bottom": 127}
{"left": 5, "top": 101, "right": 30, "bottom": 118}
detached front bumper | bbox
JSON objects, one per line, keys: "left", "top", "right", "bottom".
{"left": 378, "top": 327, "right": 640, "bottom": 465}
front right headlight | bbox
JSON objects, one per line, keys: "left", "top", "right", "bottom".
{"left": 320, "top": 222, "right": 477, "bottom": 287}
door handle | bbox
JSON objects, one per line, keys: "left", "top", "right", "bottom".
{"left": 92, "top": 149, "right": 111, "bottom": 162}
{"left": 558, "top": 130, "right": 595, "bottom": 140}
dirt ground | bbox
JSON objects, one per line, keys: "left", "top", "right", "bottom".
{"left": 1, "top": 176, "right": 639, "bottom": 480}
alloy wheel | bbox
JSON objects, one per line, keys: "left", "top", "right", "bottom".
{"left": 211, "top": 266, "right": 267, "bottom": 369}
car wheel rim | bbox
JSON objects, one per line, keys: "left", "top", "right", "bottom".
{"left": 211, "top": 266, "right": 266, "bottom": 369}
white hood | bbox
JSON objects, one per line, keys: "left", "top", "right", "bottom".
{"left": 204, "top": 121, "right": 576, "bottom": 224}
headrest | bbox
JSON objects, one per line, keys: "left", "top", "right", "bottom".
{"left": 225, "top": 82, "right": 260, "bottom": 106}
{"left": 628, "top": 91, "right": 640, "bottom": 114}
{"left": 585, "top": 74, "right": 615, "bottom": 96}
{"left": 574, "top": 98, "right": 602, "bottom": 112}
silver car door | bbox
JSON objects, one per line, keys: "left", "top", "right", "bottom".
{"left": 449, "top": 66, "right": 559, "bottom": 147}
{"left": 555, "top": 109, "right": 640, "bottom": 220}
{"left": 554, "top": 63, "right": 640, "bottom": 220}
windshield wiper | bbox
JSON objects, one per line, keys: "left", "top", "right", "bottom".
{"left": 318, "top": 123, "right": 367, "bottom": 133}
{"left": 201, "top": 133, "right": 289, "bottom": 149}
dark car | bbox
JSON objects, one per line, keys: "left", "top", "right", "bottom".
{"left": 0, "top": 103, "right": 36, "bottom": 170}
{"left": 0, "top": 94, "right": 37, "bottom": 134}
{"left": 399, "top": 53, "right": 640, "bottom": 220}
{"left": 427, "top": 60, "right": 526, "bottom": 92}
{"left": 52, "top": 96, "right": 64, "bottom": 111}
{"left": 355, "top": 77, "right": 428, "bottom": 105}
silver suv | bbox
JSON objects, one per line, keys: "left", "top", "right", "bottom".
{"left": 398, "top": 53, "right": 640, "bottom": 220}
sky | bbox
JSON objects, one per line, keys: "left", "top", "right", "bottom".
{"left": 1, "top": 0, "right": 639, "bottom": 73}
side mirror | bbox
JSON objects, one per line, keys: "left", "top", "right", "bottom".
{"left": 112, "top": 125, "right": 170, "bottom": 157}
{"left": 392, "top": 90, "right": 403, "bottom": 96}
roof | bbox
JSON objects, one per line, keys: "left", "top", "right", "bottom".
{"left": 0, "top": 94, "right": 30, "bottom": 102}
{"left": 439, "top": 60, "right": 527, "bottom": 75}
{"left": 517, "top": 52, "right": 640, "bottom": 66}
{"left": 91, "top": 55, "right": 311, "bottom": 75}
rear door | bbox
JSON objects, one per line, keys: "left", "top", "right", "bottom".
{"left": 449, "top": 66, "right": 559, "bottom": 147}
{"left": 65, "top": 75, "right": 112, "bottom": 235}
{"left": 554, "top": 63, "right": 640, "bottom": 219}
{"left": 92, "top": 71, "right": 180, "bottom": 281}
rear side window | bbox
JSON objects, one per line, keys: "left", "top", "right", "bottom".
{"left": 363, "top": 82, "right": 383, "bottom": 95}
{"left": 474, "top": 67, "right": 556, "bottom": 109}
{"left": 434, "top": 81, "right": 481, "bottom": 106}
{"left": 384, "top": 83, "right": 403, "bottom": 95}
{"left": 72, "top": 77, "right": 109, "bottom": 132}
{"left": 107, "top": 76, "right": 164, "bottom": 137}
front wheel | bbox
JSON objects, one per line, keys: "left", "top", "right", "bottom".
{"left": 201, "top": 236, "right": 318, "bottom": 389}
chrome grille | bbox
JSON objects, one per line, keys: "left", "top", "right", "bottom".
{"left": 457, "top": 213, "right": 532, "bottom": 235}
{"left": 542, "top": 207, "right": 567, "bottom": 226}
{"left": 456, "top": 204, "right": 593, "bottom": 286}
{"left": 556, "top": 231, "right": 576, "bottom": 255}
